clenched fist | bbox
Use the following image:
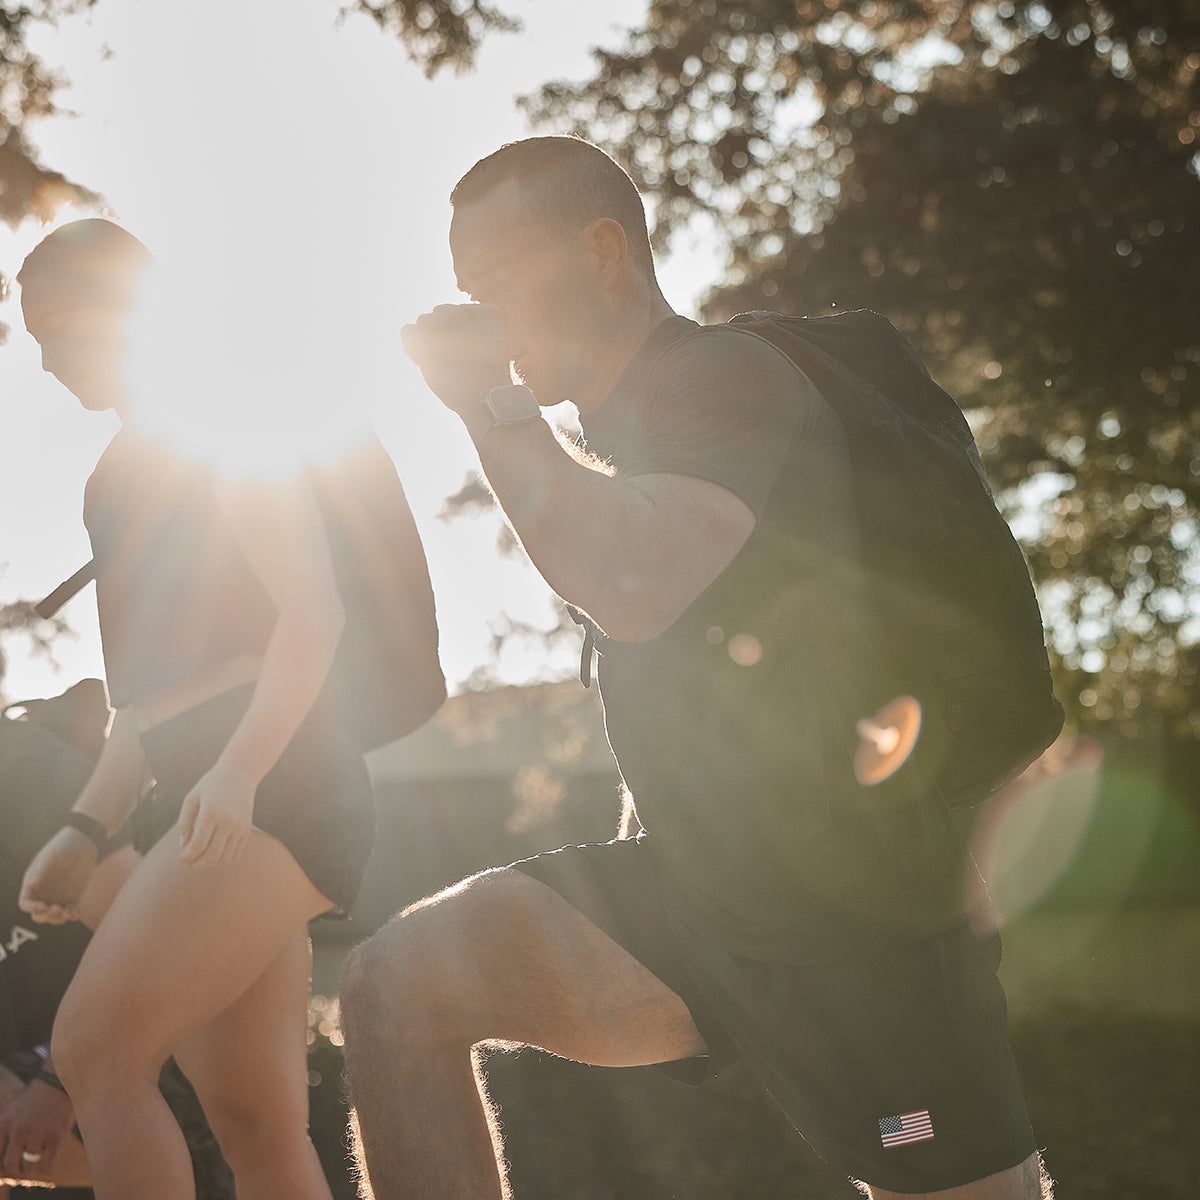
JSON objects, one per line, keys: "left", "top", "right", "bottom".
{"left": 401, "top": 303, "right": 513, "bottom": 419}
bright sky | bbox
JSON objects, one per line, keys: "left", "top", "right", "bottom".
{"left": 0, "top": 0, "right": 721, "bottom": 703}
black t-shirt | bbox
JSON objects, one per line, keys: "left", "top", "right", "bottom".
{"left": 580, "top": 318, "right": 968, "bottom": 962}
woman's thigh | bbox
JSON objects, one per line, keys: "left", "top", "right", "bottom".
{"left": 171, "top": 926, "right": 314, "bottom": 1139}
{"left": 78, "top": 843, "right": 140, "bottom": 930}
{"left": 53, "top": 828, "right": 330, "bottom": 1076}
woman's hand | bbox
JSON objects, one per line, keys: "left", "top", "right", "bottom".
{"left": 176, "top": 760, "right": 258, "bottom": 867}
{"left": 0, "top": 1077, "right": 77, "bottom": 1182}
{"left": 18, "top": 829, "right": 99, "bottom": 924}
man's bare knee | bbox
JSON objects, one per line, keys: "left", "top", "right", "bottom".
{"left": 340, "top": 871, "right": 498, "bottom": 1051}
{"left": 342, "top": 866, "right": 704, "bottom": 1070}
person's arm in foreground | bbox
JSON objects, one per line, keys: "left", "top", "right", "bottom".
{"left": 0, "top": 1057, "right": 90, "bottom": 1186}
{"left": 403, "top": 304, "right": 754, "bottom": 641}
{"left": 19, "top": 705, "right": 146, "bottom": 924}
{"left": 173, "top": 474, "right": 346, "bottom": 867}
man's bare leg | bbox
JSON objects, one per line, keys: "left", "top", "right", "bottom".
{"left": 339, "top": 868, "right": 707, "bottom": 1200}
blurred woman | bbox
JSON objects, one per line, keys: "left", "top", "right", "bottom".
{"left": 17, "top": 219, "right": 375, "bottom": 1200}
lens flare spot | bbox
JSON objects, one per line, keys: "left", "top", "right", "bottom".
{"left": 970, "top": 737, "right": 1104, "bottom": 931}
{"left": 854, "top": 695, "right": 922, "bottom": 785}
{"left": 727, "top": 632, "right": 763, "bottom": 667}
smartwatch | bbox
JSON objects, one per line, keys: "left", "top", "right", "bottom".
{"left": 482, "top": 384, "right": 541, "bottom": 429}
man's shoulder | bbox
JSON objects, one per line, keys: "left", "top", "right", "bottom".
{"left": 667, "top": 317, "right": 794, "bottom": 355}
{"left": 650, "top": 319, "right": 807, "bottom": 389}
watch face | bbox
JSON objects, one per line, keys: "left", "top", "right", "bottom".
{"left": 488, "top": 385, "right": 540, "bottom": 422}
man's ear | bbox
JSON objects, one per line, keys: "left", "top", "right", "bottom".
{"left": 584, "top": 218, "right": 629, "bottom": 284}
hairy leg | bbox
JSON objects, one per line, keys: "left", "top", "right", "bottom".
{"left": 51, "top": 828, "right": 331, "bottom": 1200}
{"left": 863, "top": 1151, "right": 1053, "bottom": 1200}
{"left": 173, "top": 928, "right": 329, "bottom": 1200}
{"left": 340, "top": 867, "right": 707, "bottom": 1200}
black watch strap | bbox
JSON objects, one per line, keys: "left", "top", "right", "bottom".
{"left": 63, "top": 810, "right": 108, "bottom": 851}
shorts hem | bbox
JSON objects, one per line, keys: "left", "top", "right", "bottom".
{"left": 841, "top": 1134, "right": 1038, "bottom": 1195}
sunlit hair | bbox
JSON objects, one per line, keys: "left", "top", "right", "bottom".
{"left": 17, "top": 218, "right": 153, "bottom": 311}
{"left": 451, "top": 135, "right": 657, "bottom": 278}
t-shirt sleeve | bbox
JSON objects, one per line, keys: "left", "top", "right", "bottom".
{"left": 616, "top": 327, "right": 817, "bottom": 516}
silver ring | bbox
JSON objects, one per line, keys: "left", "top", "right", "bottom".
{"left": 21, "top": 1150, "right": 43, "bottom": 1163}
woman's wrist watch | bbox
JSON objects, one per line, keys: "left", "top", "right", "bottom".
{"left": 62, "top": 810, "right": 108, "bottom": 851}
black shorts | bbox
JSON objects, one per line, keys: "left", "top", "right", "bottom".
{"left": 135, "top": 685, "right": 375, "bottom": 918}
{"left": 512, "top": 836, "right": 1036, "bottom": 1193}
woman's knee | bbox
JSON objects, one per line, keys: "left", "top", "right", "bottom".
{"left": 51, "top": 986, "right": 163, "bottom": 1096}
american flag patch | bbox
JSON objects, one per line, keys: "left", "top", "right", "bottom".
{"left": 879, "top": 1109, "right": 935, "bottom": 1148}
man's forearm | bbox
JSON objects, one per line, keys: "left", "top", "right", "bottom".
{"left": 473, "top": 418, "right": 755, "bottom": 642}
{"left": 401, "top": 300, "right": 754, "bottom": 640}
{"left": 473, "top": 419, "right": 662, "bottom": 640}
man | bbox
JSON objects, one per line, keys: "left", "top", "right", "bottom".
{"left": 340, "top": 136, "right": 1052, "bottom": 1200}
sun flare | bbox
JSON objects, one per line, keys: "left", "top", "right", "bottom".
{"left": 123, "top": 258, "right": 373, "bottom": 481}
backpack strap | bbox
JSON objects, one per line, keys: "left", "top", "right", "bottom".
{"left": 34, "top": 560, "right": 98, "bottom": 620}
{"left": 566, "top": 605, "right": 609, "bottom": 689}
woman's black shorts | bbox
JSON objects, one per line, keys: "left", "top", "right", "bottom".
{"left": 512, "top": 835, "right": 1036, "bottom": 1194}
{"left": 135, "top": 685, "right": 375, "bottom": 918}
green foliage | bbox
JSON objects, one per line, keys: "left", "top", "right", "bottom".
{"left": 345, "top": 0, "right": 520, "bottom": 77}
{"left": 0, "top": 1, "right": 101, "bottom": 339}
{"left": 0, "top": 1, "right": 99, "bottom": 229}
{"left": 1016, "top": 1010, "right": 1200, "bottom": 1200}
{"left": 0, "top": 595, "right": 70, "bottom": 699}
{"left": 523, "top": 1, "right": 1200, "bottom": 760}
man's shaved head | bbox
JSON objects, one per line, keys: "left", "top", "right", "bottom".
{"left": 451, "top": 136, "right": 656, "bottom": 278}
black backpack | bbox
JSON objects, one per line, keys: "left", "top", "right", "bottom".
{"left": 36, "top": 433, "right": 445, "bottom": 752}
{"left": 725, "top": 308, "right": 1063, "bottom": 808}
{"left": 0, "top": 681, "right": 104, "bottom": 1059}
